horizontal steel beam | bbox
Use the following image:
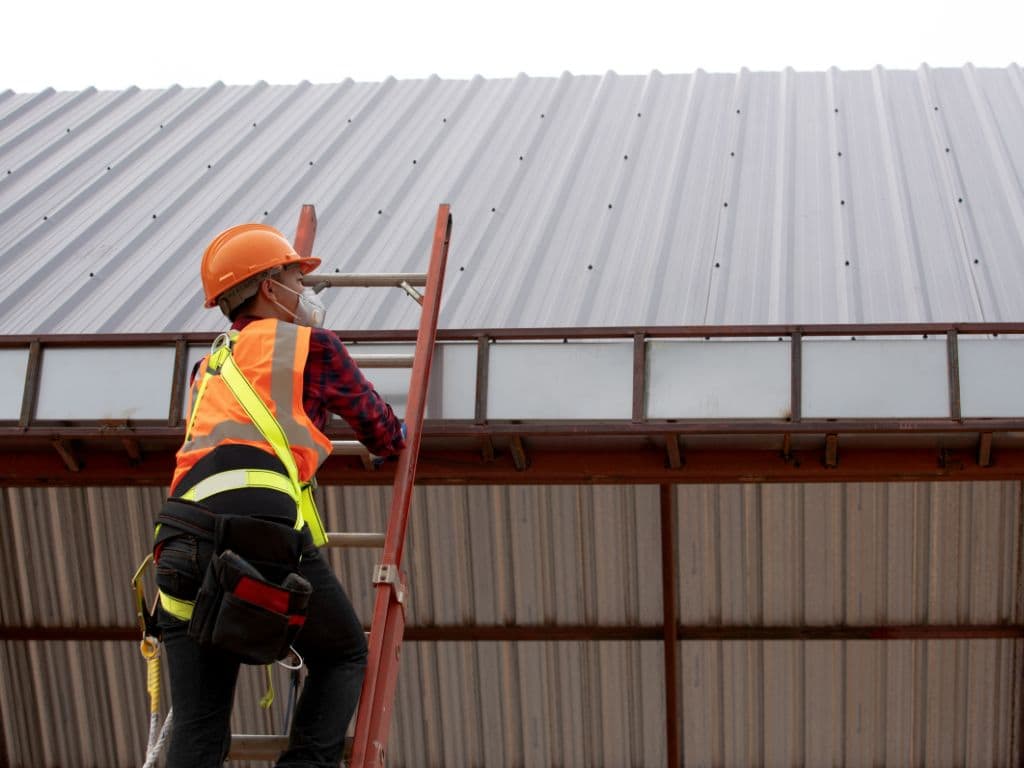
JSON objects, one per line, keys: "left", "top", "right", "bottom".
{"left": 4, "top": 623, "right": 1022, "bottom": 643}
{"left": 2, "top": 445, "right": 1024, "bottom": 486}
{"left": 2, "top": 321, "right": 1024, "bottom": 347}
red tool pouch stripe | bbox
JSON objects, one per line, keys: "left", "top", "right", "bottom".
{"left": 288, "top": 615, "right": 306, "bottom": 627}
{"left": 233, "top": 575, "right": 289, "bottom": 615}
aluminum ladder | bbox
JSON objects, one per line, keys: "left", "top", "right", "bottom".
{"left": 228, "top": 203, "right": 451, "bottom": 767}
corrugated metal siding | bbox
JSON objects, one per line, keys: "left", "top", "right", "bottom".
{"left": 1, "top": 481, "right": 1021, "bottom": 766}
{"left": 2, "top": 66, "right": 1023, "bottom": 334}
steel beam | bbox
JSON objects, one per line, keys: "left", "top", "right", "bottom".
{"left": 6, "top": 623, "right": 1023, "bottom": 643}
{"left": 6, "top": 445, "right": 1024, "bottom": 486}
{"left": 660, "top": 485, "right": 681, "bottom": 768}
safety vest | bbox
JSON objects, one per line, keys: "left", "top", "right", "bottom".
{"left": 170, "top": 319, "right": 333, "bottom": 549}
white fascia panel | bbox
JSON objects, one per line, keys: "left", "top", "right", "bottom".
{"left": 647, "top": 340, "right": 791, "bottom": 419}
{"left": 0, "top": 348, "right": 30, "bottom": 420}
{"left": 959, "top": 338, "right": 1024, "bottom": 417}
{"left": 802, "top": 339, "right": 949, "bottom": 418}
{"left": 37, "top": 347, "right": 175, "bottom": 421}
{"left": 487, "top": 342, "right": 633, "bottom": 419}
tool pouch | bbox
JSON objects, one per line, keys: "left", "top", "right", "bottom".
{"left": 187, "top": 515, "right": 311, "bottom": 664}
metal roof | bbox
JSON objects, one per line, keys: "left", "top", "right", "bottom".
{"left": 1, "top": 481, "right": 1021, "bottom": 766}
{"left": 1, "top": 66, "right": 1023, "bottom": 335}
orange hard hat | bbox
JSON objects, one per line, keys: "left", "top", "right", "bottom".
{"left": 200, "top": 223, "right": 321, "bottom": 309}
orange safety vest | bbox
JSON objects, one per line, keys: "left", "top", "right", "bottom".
{"left": 171, "top": 318, "right": 333, "bottom": 496}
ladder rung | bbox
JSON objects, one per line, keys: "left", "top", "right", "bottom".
{"left": 331, "top": 440, "right": 377, "bottom": 469}
{"left": 349, "top": 353, "right": 414, "bottom": 368}
{"left": 229, "top": 734, "right": 352, "bottom": 761}
{"left": 302, "top": 272, "right": 428, "bottom": 288}
{"left": 326, "top": 532, "right": 385, "bottom": 548}
{"left": 331, "top": 440, "right": 373, "bottom": 456}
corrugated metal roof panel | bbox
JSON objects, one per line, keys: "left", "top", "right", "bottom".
{"left": 2, "top": 66, "right": 1023, "bottom": 334}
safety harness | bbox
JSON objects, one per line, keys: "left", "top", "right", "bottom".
{"left": 156, "top": 331, "right": 328, "bottom": 623}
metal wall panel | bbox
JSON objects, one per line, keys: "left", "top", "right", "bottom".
{"left": 1, "top": 480, "right": 1021, "bottom": 765}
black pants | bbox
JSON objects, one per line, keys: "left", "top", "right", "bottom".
{"left": 156, "top": 534, "right": 367, "bottom": 768}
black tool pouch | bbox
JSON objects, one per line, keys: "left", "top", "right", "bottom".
{"left": 187, "top": 515, "right": 312, "bottom": 664}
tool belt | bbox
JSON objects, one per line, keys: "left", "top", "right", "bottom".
{"left": 154, "top": 498, "right": 312, "bottom": 665}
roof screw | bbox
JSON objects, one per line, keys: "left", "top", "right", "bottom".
{"left": 540, "top": 113, "right": 545, "bottom": 118}
{"left": 723, "top": 202, "right": 728, "bottom": 207}
{"left": 264, "top": 211, "right": 269, "bottom": 216}
{"left": 934, "top": 106, "right": 939, "bottom": 111}
{"left": 309, "top": 161, "right": 314, "bottom": 166}
{"left": 442, "top": 117, "right": 447, "bottom": 123}
{"left": 66, "top": 128, "right": 71, "bottom": 133}
{"left": 715, "top": 262, "right": 721, "bottom": 268}
{"left": 347, "top": 118, "right": 352, "bottom": 123}
{"left": 974, "top": 259, "right": 979, "bottom": 264}
{"left": 607, "top": 203, "right": 613, "bottom": 209}
{"left": 637, "top": 112, "right": 642, "bottom": 117}
{"left": 152, "top": 214, "right": 157, "bottom": 219}
{"left": 43, "top": 215, "right": 48, "bottom": 220}
{"left": 89, "top": 272, "right": 94, "bottom": 277}
{"left": 837, "top": 151, "right": 843, "bottom": 157}
{"left": 377, "top": 209, "right": 383, "bottom": 215}
{"left": 958, "top": 197, "right": 963, "bottom": 203}
{"left": 945, "top": 147, "right": 951, "bottom": 153}
{"left": 207, "top": 164, "right": 212, "bottom": 169}
{"left": 412, "top": 159, "right": 417, "bottom": 164}
{"left": 252, "top": 122, "right": 257, "bottom": 128}
{"left": 518, "top": 155, "right": 523, "bottom": 161}
{"left": 730, "top": 151, "right": 735, "bottom": 157}
{"left": 106, "top": 166, "right": 111, "bottom": 171}
{"left": 491, "top": 207, "right": 496, "bottom": 212}
{"left": 834, "top": 107, "right": 839, "bottom": 113}
{"left": 841, "top": 200, "right": 846, "bottom": 205}
{"left": 623, "top": 154, "right": 629, "bottom": 160}
{"left": 845, "top": 260, "right": 850, "bottom": 266}
{"left": 587, "top": 264, "right": 593, "bottom": 270}
{"left": 736, "top": 109, "right": 741, "bottom": 114}
{"left": 459, "top": 266, "right": 465, "bottom": 271}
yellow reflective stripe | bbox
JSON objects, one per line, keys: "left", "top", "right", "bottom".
{"left": 181, "top": 469, "right": 299, "bottom": 503}
{"left": 219, "top": 353, "right": 304, "bottom": 532}
{"left": 300, "top": 485, "right": 327, "bottom": 548}
{"left": 158, "top": 590, "right": 194, "bottom": 622}
{"left": 183, "top": 368, "right": 212, "bottom": 445}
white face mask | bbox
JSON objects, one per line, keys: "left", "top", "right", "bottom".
{"left": 269, "top": 280, "right": 327, "bottom": 328}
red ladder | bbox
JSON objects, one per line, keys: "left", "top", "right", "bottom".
{"left": 349, "top": 203, "right": 451, "bottom": 766}
{"left": 226, "top": 203, "right": 451, "bottom": 766}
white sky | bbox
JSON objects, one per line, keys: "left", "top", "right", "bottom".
{"left": 3, "top": 0, "right": 1021, "bottom": 93}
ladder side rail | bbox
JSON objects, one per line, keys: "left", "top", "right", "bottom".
{"left": 349, "top": 204, "right": 451, "bottom": 768}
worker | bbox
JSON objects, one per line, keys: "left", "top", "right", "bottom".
{"left": 152, "top": 223, "right": 405, "bottom": 767}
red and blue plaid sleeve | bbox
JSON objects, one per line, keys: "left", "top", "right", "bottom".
{"left": 304, "top": 328, "right": 405, "bottom": 456}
